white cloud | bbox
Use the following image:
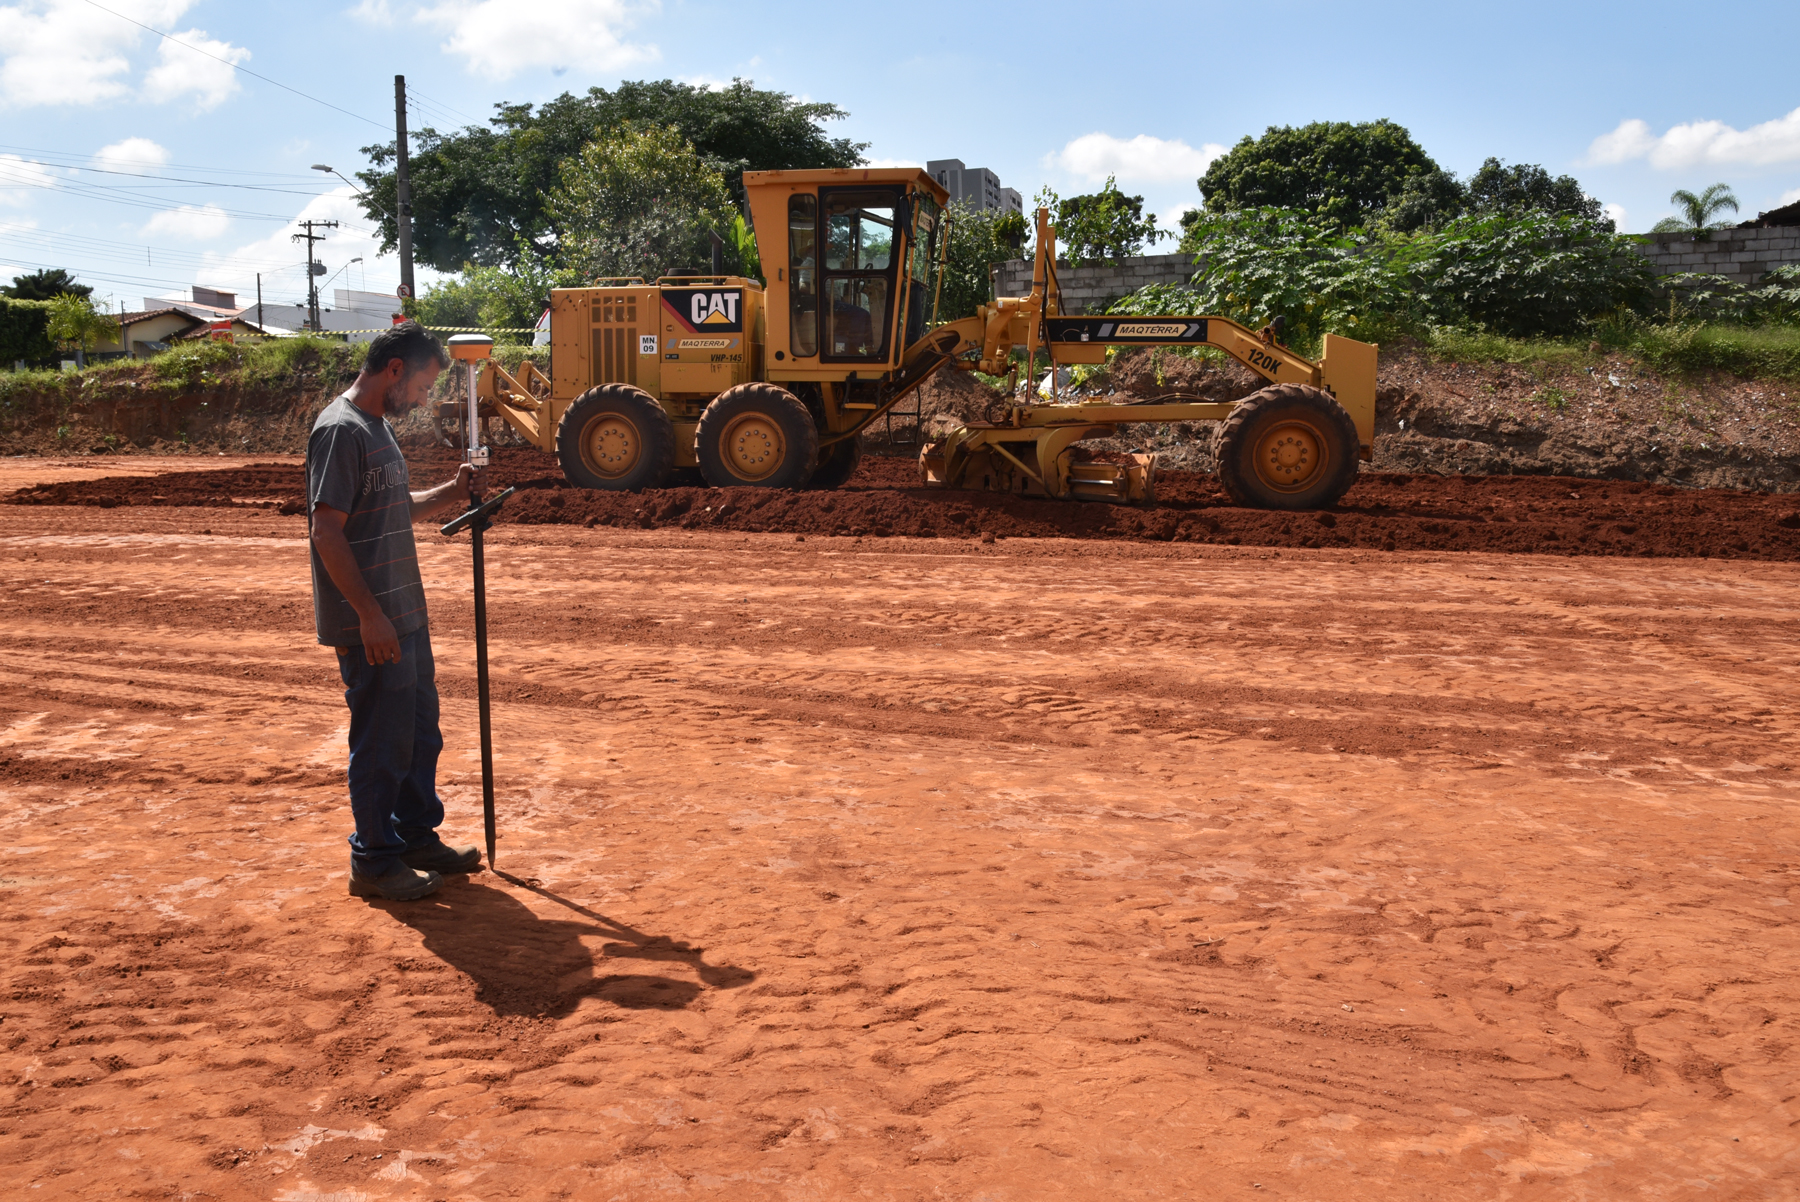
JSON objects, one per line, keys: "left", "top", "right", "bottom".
{"left": 416, "top": 0, "right": 658, "bottom": 79}
{"left": 198, "top": 188, "right": 390, "bottom": 315}
{"left": 865, "top": 157, "right": 922, "bottom": 169}
{"left": 0, "top": 0, "right": 193, "bottom": 107}
{"left": 1781, "top": 186, "right": 1800, "bottom": 206}
{"left": 1158, "top": 202, "right": 1197, "bottom": 232}
{"left": 142, "top": 28, "right": 247, "bottom": 109}
{"left": 1586, "top": 107, "right": 1800, "bottom": 170}
{"left": 347, "top": 0, "right": 397, "bottom": 22}
{"left": 142, "top": 203, "right": 229, "bottom": 240}
{"left": 94, "top": 136, "right": 170, "bottom": 171}
{"left": 1604, "top": 203, "right": 1627, "bottom": 231}
{"left": 0, "top": 152, "right": 58, "bottom": 204}
{"left": 1051, "top": 133, "right": 1227, "bottom": 185}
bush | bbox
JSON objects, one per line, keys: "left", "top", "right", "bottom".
{"left": 1393, "top": 211, "right": 1655, "bottom": 336}
{"left": 934, "top": 201, "right": 1017, "bottom": 322}
{"left": 0, "top": 298, "right": 55, "bottom": 364}
{"left": 1177, "top": 208, "right": 1407, "bottom": 351}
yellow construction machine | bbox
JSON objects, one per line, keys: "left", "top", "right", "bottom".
{"left": 447, "top": 167, "right": 1378, "bottom": 509}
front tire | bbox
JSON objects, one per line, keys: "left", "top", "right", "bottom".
{"left": 556, "top": 384, "right": 674, "bottom": 491}
{"left": 695, "top": 383, "right": 819, "bottom": 489}
{"left": 808, "top": 435, "right": 862, "bottom": 490}
{"left": 1215, "top": 383, "right": 1358, "bottom": 510}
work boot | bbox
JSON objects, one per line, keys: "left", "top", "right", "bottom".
{"left": 401, "top": 840, "right": 483, "bottom": 875}
{"left": 348, "top": 861, "right": 442, "bottom": 901}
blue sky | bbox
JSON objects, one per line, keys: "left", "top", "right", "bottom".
{"left": 2, "top": 0, "right": 1796, "bottom": 320}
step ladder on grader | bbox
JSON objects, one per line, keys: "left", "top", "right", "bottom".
{"left": 442, "top": 168, "right": 1378, "bottom": 510}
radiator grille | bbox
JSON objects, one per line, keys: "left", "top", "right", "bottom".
{"left": 591, "top": 294, "right": 639, "bottom": 387}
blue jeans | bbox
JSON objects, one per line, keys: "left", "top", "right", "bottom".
{"left": 336, "top": 625, "right": 445, "bottom": 875}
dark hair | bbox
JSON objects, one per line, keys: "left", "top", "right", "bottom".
{"left": 363, "top": 321, "right": 448, "bottom": 378}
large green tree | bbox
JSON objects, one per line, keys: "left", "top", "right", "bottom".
{"left": 1381, "top": 158, "right": 1611, "bottom": 233}
{"left": 1196, "top": 119, "right": 1438, "bottom": 229}
{"left": 3, "top": 268, "right": 92, "bottom": 301}
{"left": 357, "top": 79, "right": 866, "bottom": 272}
{"left": 547, "top": 126, "right": 739, "bottom": 283}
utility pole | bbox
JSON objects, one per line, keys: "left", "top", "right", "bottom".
{"left": 293, "top": 219, "right": 338, "bottom": 331}
{"left": 395, "top": 75, "right": 415, "bottom": 309}
{"left": 256, "top": 273, "right": 263, "bottom": 330}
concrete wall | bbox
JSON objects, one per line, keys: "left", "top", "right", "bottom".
{"left": 992, "top": 252, "right": 1196, "bottom": 314}
{"left": 1634, "top": 227, "right": 1800, "bottom": 286}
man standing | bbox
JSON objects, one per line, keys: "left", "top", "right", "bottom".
{"left": 308, "top": 321, "right": 484, "bottom": 901}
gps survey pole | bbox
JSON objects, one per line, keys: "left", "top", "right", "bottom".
{"left": 442, "top": 484, "right": 514, "bottom": 868}
{"left": 442, "top": 333, "right": 506, "bottom": 868}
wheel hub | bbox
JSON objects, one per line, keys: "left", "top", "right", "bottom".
{"left": 723, "top": 413, "right": 784, "bottom": 481}
{"left": 1253, "top": 419, "right": 1326, "bottom": 492}
{"left": 582, "top": 416, "right": 640, "bottom": 478}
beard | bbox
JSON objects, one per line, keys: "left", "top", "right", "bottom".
{"left": 383, "top": 373, "right": 420, "bottom": 414}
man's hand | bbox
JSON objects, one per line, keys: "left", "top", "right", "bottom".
{"left": 412, "top": 465, "right": 487, "bottom": 521}
{"left": 359, "top": 610, "right": 402, "bottom": 664}
{"left": 454, "top": 462, "right": 488, "bottom": 500}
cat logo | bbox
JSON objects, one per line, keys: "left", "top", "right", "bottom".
{"left": 663, "top": 287, "right": 744, "bottom": 334}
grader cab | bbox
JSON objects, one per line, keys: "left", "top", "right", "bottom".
{"left": 449, "top": 167, "right": 1381, "bottom": 509}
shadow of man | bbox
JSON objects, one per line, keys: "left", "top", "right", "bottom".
{"left": 376, "top": 874, "right": 754, "bottom": 1018}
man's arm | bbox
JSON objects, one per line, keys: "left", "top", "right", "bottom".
{"left": 310, "top": 504, "right": 401, "bottom": 663}
{"left": 410, "top": 463, "right": 486, "bottom": 522}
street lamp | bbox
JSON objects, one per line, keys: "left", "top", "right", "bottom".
{"left": 311, "top": 164, "right": 366, "bottom": 196}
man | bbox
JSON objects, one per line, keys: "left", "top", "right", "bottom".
{"left": 307, "top": 321, "right": 484, "bottom": 901}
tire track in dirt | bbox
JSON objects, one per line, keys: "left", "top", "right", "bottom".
{"left": 3, "top": 501, "right": 1799, "bottom": 1198}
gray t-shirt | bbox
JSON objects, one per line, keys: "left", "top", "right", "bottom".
{"left": 305, "top": 396, "right": 428, "bottom": 647}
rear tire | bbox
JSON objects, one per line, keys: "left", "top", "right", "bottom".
{"left": 808, "top": 435, "right": 862, "bottom": 490}
{"left": 556, "top": 384, "right": 674, "bottom": 491}
{"left": 695, "top": 383, "right": 819, "bottom": 489}
{"left": 1215, "top": 383, "right": 1358, "bottom": 510}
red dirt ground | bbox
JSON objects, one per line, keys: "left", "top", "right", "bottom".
{"left": 9, "top": 447, "right": 1800, "bottom": 560}
{"left": 2, "top": 456, "right": 1798, "bottom": 1199}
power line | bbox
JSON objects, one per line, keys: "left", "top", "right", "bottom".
{"left": 0, "top": 153, "right": 338, "bottom": 197}
{"left": 0, "top": 142, "right": 324, "bottom": 181}
{"left": 78, "top": 0, "right": 388, "bottom": 131}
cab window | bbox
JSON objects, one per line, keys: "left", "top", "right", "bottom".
{"left": 820, "top": 188, "right": 900, "bottom": 361}
{"left": 788, "top": 194, "right": 818, "bottom": 358}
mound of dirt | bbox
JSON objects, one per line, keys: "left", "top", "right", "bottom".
{"left": 12, "top": 448, "right": 1799, "bottom": 561}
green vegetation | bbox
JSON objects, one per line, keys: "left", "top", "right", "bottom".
{"left": 45, "top": 294, "right": 118, "bottom": 367}
{"left": 934, "top": 201, "right": 1020, "bottom": 322}
{"left": 357, "top": 78, "right": 864, "bottom": 273}
{"left": 1196, "top": 120, "right": 1439, "bottom": 231}
{"left": 0, "top": 297, "right": 55, "bottom": 363}
{"left": 548, "top": 125, "right": 741, "bottom": 284}
{"left": 413, "top": 245, "right": 568, "bottom": 342}
{"left": 1035, "top": 177, "right": 1168, "bottom": 266}
{"left": 1651, "top": 183, "right": 1739, "bottom": 236}
{"left": 3, "top": 268, "right": 92, "bottom": 301}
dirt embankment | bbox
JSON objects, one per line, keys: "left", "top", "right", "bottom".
{"left": 11, "top": 448, "right": 1800, "bottom": 560}
{"left": 6, "top": 342, "right": 1796, "bottom": 489}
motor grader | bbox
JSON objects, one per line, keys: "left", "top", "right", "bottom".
{"left": 445, "top": 167, "right": 1378, "bottom": 509}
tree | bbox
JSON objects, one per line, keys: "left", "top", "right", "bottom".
{"left": 45, "top": 293, "right": 117, "bottom": 367}
{"left": 1197, "top": 119, "right": 1439, "bottom": 229}
{"left": 1652, "top": 183, "right": 1739, "bottom": 237}
{"left": 1045, "top": 177, "right": 1167, "bottom": 266}
{"left": 1465, "top": 158, "right": 1607, "bottom": 225}
{"left": 934, "top": 202, "right": 1018, "bottom": 322}
{"left": 357, "top": 79, "right": 866, "bottom": 272}
{"left": 3, "top": 268, "right": 92, "bottom": 301}
{"left": 547, "top": 126, "right": 739, "bottom": 284}
{"left": 414, "top": 243, "right": 573, "bottom": 342}
{"left": 1378, "top": 159, "right": 1611, "bottom": 234}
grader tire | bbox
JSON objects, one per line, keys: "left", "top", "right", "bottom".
{"left": 696, "top": 383, "right": 819, "bottom": 490}
{"left": 556, "top": 384, "right": 675, "bottom": 491}
{"left": 808, "top": 435, "right": 862, "bottom": 490}
{"left": 1216, "top": 384, "right": 1359, "bottom": 510}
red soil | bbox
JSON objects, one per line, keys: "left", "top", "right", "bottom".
{"left": 9, "top": 447, "right": 1800, "bottom": 560}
